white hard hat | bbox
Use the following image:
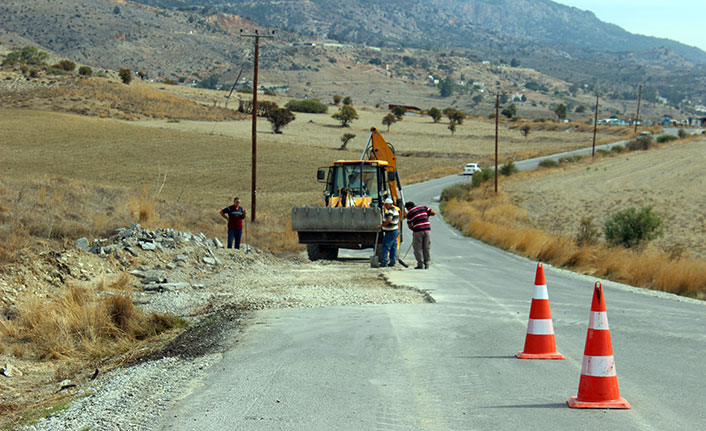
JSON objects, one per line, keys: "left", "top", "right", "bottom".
{"left": 384, "top": 198, "right": 393, "bottom": 204}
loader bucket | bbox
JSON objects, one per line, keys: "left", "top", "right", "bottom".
{"left": 291, "top": 206, "right": 382, "bottom": 232}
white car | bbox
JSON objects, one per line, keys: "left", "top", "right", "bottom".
{"left": 463, "top": 163, "right": 481, "bottom": 175}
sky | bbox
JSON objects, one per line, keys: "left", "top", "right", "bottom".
{"left": 554, "top": 0, "right": 706, "bottom": 52}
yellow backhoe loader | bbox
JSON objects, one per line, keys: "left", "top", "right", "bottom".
{"left": 291, "top": 127, "right": 406, "bottom": 260}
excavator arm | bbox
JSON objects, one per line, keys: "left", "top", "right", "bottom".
{"left": 362, "top": 127, "right": 405, "bottom": 212}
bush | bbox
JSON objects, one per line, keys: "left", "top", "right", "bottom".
{"left": 595, "top": 149, "right": 611, "bottom": 156}
{"left": 538, "top": 159, "right": 559, "bottom": 168}
{"left": 46, "top": 66, "right": 69, "bottom": 75}
{"left": 267, "top": 107, "right": 296, "bottom": 134}
{"left": 610, "top": 145, "right": 625, "bottom": 154}
{"left": 604, "top": 205, "right": 663, "bottom": 248}
{"left": 285, "top": 98, "right": 328, "bottom": 113}
{"left": 472, "top": 168, "right": 493, "bottom": 187}
{"left": 118, "top": 68, "right": 132, "bottom": 85}
{"left": 656, "top": 134, "right": 678, "bottom": 143}
{"left": 78, "top": 66, "right": 93, "bottom": 76}
{"left": 1, "top": 46, "right": 48, "bottom": 66}
{"left": 441, "top": 183, "right": 469, "bottom": 202}
{"left": 678, "top": 129, "right": 689, "bottom": 139}
{"left": 500, "top": 160, "right": 518, "bottom": 176}
{"left": 626, "top": 134, "right": 653, "bottom": 151}
{"left": 575, "top": 216, "right": 600, "bottom": 247}
{"left": 57, "top": 59, "right": 76, "bottom": 71}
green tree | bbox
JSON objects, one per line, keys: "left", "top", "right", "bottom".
{"left": 266, "top": 107, "right": 295, "bottom": 134}
{"left": 198, "top": 73, "right": 220, "bottom": 89}
{"left": 510, "top": 58, "right": 520, "bottom": 67}
{"left": 501, "top": 103, "right": 517, "bottom": 119}
{"left": 446, "top": 108, "right": 466, "bottom": 125}
{"left": 438, "top": 77, "right": 454, "bottom": 97}
{"left": 332, "top": 94, "right": 342, "bottom": 105}
{"left": 382, "top": 113, "right": 397, "bottom": 131}
{"left": 604, "top": 206, "right": 663, "bottom": 248}
{"left": 553, "top": 104, "right": 567, "bottom": 121}
{"left": 342, "top": 96, "right": 352, "bottom": 105}
{"left": 428, "top": 107, "right": 442, "bottom": 123}
{"left": 113, "top": 5, "right": 121, "bottom": 14}
{"left": 78, "top": 66, "right": 93, "bottom": 76}
{"left": 448, "top": 121, "right": 457, "bottom": 135}
{"left": 332, "top": 105, "right": 358, "bottom": 127}
{"left": 339, "top": 133, "right": 356, "bottom": 150}
{"left": 391, "top": 106, "right": 407, "bottom": 120}
{"left": 1, "top": 46, "right": 48, "bottom": 66}
{"left": 118, "top": 68, "right": 132, "bottom": 85}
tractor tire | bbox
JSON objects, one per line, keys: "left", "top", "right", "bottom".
{"left": 306, "top": 244, "right": 339, "bottom": 261}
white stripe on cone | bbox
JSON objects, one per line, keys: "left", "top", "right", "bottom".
{"left": 532, "top": 284, "right": 549, "bottom": 299}
{"left": 527, "top": 318, "right": 555, "bottom": 335}
{"left": 588, "top": 311, "right": 610, "bottom": 330}
{"left": 581, "top": 355, "right": 617, "bottom": 377}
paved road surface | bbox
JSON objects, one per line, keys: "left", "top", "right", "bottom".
{"left": 159, "top": 161, "right": 705, "bottom": 430}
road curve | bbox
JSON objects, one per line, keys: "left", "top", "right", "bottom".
{"left": 159, "top": 170, "right": 705, "bottom": 430}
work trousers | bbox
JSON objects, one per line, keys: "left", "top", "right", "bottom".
{"left": 413, "top": 230, "right": 431, "bottom": 266}
{"left": 380, "top": 229, "right": 399, "bottom": 267}
{"left": 227, "top": 229, "right": 242, "bottom": 249}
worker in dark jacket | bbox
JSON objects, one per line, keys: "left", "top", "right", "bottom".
{"left": 219, "top": 197, "right": 246, "bottom": 249}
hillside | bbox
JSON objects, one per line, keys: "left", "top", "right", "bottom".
{"left": 1, "top": 0, "right": 704, "bottom": 117}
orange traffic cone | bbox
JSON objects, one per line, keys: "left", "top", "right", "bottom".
{"left": 567, "top": 281, "right": 631, "bottom": 409}
{"left": 516, "top": 262, "right": 565, "bottom": 360}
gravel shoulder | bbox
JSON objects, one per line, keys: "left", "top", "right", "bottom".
{"left": 9, "top": 226, "right": 431, "bottom": 431}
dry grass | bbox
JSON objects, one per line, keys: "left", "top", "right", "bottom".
{"left": 442, "top": 183, "right": 706, "bottom": 299}
{"left": 0, "top": 282, "right": 186, "bottom": 362}
{"left": 0, "top": 77, "right": 246, "bottom": 121}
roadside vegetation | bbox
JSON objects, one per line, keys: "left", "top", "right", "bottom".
{"left": 440, "top": 134, "right": 706, "bottom": 299}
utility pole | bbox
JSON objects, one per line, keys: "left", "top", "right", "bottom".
{"left": 592, "top": 94, "right": 599, "bottom": 160}
{"left": 634, "top": 84, "right": 643, "bottom": 134}
{"left": 240, "top": 29, "right": 274, "bottom": 222}
{"left": 494, "top": 92, "right": 499, "bottom": 195}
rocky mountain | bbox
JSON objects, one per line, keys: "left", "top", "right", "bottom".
{"left": 0, "top": 0, "right": 704, "bottom": 110}
{"left": 135, "top": 0, "right": 706, "bottom": 64}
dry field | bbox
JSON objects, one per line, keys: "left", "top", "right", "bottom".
{"left": 1, "top": 105, "right": 622, "bottom": 250}
{"left": 502, "top": 136, "right": 706, "bottom": 259}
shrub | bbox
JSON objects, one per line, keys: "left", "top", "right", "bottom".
{"left": 342, "top": 96, "right": 352, "bottom": 105}
{"left": 626, "top": 134, "right": 653, "bottom": 151}
{"left": 428, "top": 107, "right": 442, "bottom": 123}
{"left": 78, "top": 66, "right": 93, "bottom": 76}
{"left": 266, "top": 107, "right": 295, "bottom": 134}
{"left": 500, "top": 160, "right": 518, "bottom": 176}
{"left": 575, "top": 216, "right": 600, "bottom": 247}
{"left": 472, "top": 168, "right": 493, "bottom": 187}
{"left": 596, "top": 149, "right": 611, "bottom": 156}
{"left": 538, "top": 159, "right": 559, "bottom": 168}
{"left": 441, "top": 183, "right": 469, "bottom": 202}
{"left": 285, "top": 98, "right": 328, "bottom": 113}
{"left": 678, "top": 129, "right": 688, "bottom": 139}
{"left": 1, "top": 46, "right": 48, "bottom": 66}
{"left": 656, "top": 134, "right": 678, "bottom": 143}
{"left": 332, "top": 94, "right": 341, "bottom": 105}
{"left": 57, "top": 59, "right": 76, "bottom": 71}
{"left": 610, "top": 145, "right": 626, "bottom": 153}
{"left": 161, "top": 79, "right": 177, "bottom": 85}
{"left": 46, "top": 66, "right": 69, "bottom": 75}
{"left": 119, "top": 68, "right": 132, "bottom": 85}
{"left": 604, "top": 205, "right": 663, "bottom": 248}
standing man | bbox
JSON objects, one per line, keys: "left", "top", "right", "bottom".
{"left": 405, "top": 201, "right": 436, "bottom": 269}
{"left": 219, "top": 197, "right": 246, "bottom": 249}
{"left": 377, "top": 197, "right": 400, "bottom": 267}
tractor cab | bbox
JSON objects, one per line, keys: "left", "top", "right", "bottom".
{"left": 319, "top": 160, "right": 392, "bottom": 209}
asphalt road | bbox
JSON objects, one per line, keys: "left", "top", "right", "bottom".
{"left": 159, "top": 158, "right": 705, "bottom": 430}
